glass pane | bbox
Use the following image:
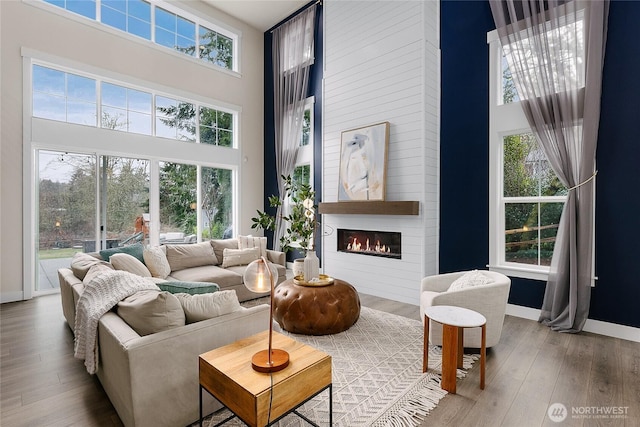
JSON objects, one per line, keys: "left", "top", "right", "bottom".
{"left": 201, "top": 167, "right": 233, "bottom": 240}
{"left": 102, "top": 0, "right": 126, "bottom": 13}
{"left": 127, "top": 89, "right": 151, "bottom": 113}
{"left": 102, "top": 82, "right": 127, "bottom": 108}
{"left": 539, "top": 202, "right": 563, "bottom": 266}
{"left": 155, "top": 7, "right": 175, "bottom": 31}
{"left": 67, "top": 100, "right": 96, "bottom": 126}
{"left": 199, "top": 26, "right": 217, "bottom": 62}
{"left": 67, "top": 0, "right": 96, "bottom": 19}
{"left": 33, "top": 93, "right": 66, "bottom": 121}
{"left": 128, "top": 0, "right": 150, "bottom": 21}
{"left": 503, "top": 133, "right": 539, "bottom": 197}
{"left": 37, "top": 150, "right": 96, "bottom": 291}
{"left": 177, "top": 35, "right": 195, "bottom": 52}
{"left": 159, "top": 162, "right": 197, "bottom": 239}
{"left": 127, "top": 111, "right": 151, "bottom": 135}
{"left": 505, "top": 202, "right": 538, "bottom": 265}
{"left": 177, "top": 16, "right": 195, "bottom": 39}
{"left": 155, "top": 27, "right": 175, "bottom": 49}
{"left": 44, "top": 0, "right": 65, "bottom": 7}
{"left": 217, "top": 130, "right": 232, "bottom": 147}
{"left": 33, "top": 65, "right": 65, "bottom": 96}
{"left": 217, "top": 111, "right": 232, "bottom": 131}
{"left": 177, "top": 120, "right": 196, "bottom": 142}
{"left": 101, "top": 6, "right": 126, "bottom": 31}
{"left": 300, "top": 108, "right": 311, "bottom": 146}
{"left": 101, "top": 106, "right": 127, "bottom": 130}
{"left": 216, "top": 34, "right": 233, "bottom": 69}
{"left": 100, "top": 156, "right": 150, "bottom": 248}
{"left": 128, "top": 16, "right": 151, "bottom": 39}
{"left": 540, "top": 160, "right": 567, "bottom": 196}
{"left": 200, "top": 126, "right": 216, "bottom": 145}
{"left": 67, "top": 74, "right": 96, "bottom": 102}
{"left": 199, "top": 107, "right": 216, "bottom": 144}
{"left": 293, "top": 164, "right": 311, "bottom": 188}
{"left": 502, "top": 55, "right": 519, "bottom": 104}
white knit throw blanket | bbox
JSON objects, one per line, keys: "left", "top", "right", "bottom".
{"left": 74, "top": 270, "right": 159, "bottom": 374}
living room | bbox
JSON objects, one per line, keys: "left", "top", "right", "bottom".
{"left": 1, "top": 0, "right": 639, "bottom": 426}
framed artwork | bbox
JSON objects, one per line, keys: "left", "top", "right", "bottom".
{"left": 338, "top": 121, "right": 389, "bottom": 201}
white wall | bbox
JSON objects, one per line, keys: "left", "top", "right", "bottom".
{"left": 321, "top": 0, "right": 440, "bottom": 305}
{"left": 0, "top": 1, "right": 264, "bottom": 302}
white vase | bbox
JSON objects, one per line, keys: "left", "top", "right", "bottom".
{"left": 303, "top": 250, "right": 320, "bottom": 282}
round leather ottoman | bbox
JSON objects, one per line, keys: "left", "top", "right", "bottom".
{"left": 272, "top": 278, "right": 361, "bottom": 335}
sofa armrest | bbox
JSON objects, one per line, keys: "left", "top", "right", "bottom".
{"left": 58, "top": 268, "right": 83, "bottom": 331}
{"left": 266, "top": 249, "right": 286, "bottom": 267}
{"left": 97, "top": 305, "right": 271, "bottom": 427}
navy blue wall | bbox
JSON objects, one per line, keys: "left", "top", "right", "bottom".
{"left": 440, "top": 0, "right": 640, "bottom": 328}
{"left": 264, "top": 2, "right": 323, "bottom": 262}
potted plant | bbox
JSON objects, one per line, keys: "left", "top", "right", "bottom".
{"left": 251, "top": 175, "right": 319, "bottom": 280}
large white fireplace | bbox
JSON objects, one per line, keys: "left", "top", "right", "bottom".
{"left": 319, "top": 0, "right": 440, "bottom": 306}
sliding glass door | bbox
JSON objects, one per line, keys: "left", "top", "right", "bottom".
{"left": 36, "top": 150, "right": 149, "bottom": 293}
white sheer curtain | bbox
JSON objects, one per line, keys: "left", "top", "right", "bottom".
{"left": 489, "top": 0, "right": 609, "bottom": 332}
{"left": 272, "top": 6, "right": 316, "bottom": 251}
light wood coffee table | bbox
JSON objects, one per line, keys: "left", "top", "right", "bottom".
{"left": 199, "top": 330, "right": 332, "bottom": 426}
{"left": 423, "top": 305, "right": 486, "bottom": 394}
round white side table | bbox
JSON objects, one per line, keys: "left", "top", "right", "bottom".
{"left": 423, "top": 305, "right": 486, "bottom": 394}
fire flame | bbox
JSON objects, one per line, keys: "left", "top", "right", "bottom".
{"left": 347, "top": 238, "right": 391, "bottom": 254}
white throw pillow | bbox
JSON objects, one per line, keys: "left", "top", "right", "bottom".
{"left": 238, "top": 235, "right": 267, "bottom": 258}
{"left": 174, "top": 290, "right": 241, "bottom": 323}
{"left": 110, "top": 253, "right": 152, "bottom": 277}
{"left": 143, "top": 246, "right": 171, "bottom": 279}
{"left": 221, "top": 247, "right": 261, "bottom": 268}
{"left": 447, "top": 270, "right": 493, "bottom": 292}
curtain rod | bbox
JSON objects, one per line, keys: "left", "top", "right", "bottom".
{"left": 269, "top": 0, "right": 321, "bottom": 33}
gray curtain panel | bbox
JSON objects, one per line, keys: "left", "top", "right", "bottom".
{"left": 489, "top": 0, "right": 609, "bottom": 332}
{"left": 271, "top": 6, "right": 316, "bottom": 251}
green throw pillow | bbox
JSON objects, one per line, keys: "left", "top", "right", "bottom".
{"left": 157, "top": 281, "right": 220, "bottom": 295}
{"left": 100, "top": 243, "right": 145, "bottom": 264}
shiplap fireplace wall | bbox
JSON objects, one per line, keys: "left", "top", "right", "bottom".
{"left": 320, "top": 0, "right": 440, "bottom": 305}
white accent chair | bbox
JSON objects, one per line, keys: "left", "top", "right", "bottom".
{"left": 420, "top": 270, "right": 511, "bottom": 348}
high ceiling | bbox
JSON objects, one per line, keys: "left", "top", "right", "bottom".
{"left": 202, "top": 0, "right": 310, "bottom": 32}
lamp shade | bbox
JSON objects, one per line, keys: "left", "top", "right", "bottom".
{"left": 243, "top": 258, "right": 279, "bottom": 293}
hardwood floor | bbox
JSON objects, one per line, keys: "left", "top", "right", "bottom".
{"left": 1, "top": 293, "right": 638, "bottom": 426}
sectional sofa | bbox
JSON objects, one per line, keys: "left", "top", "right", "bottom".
{"left": 57, "top": 237, "right": 286, "bottom": 427}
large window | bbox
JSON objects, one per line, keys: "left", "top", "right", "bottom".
{"left": 488, "top": 31, "right": 571, "bottom": 280}
{"left": 28, "top": 58, "right": 239, "bottom": 295}
{"left": 41, "top": 0, "right": 238, "bottom": 71}
{"left": 32, "top": 63, "right": 236, "bottom": 146}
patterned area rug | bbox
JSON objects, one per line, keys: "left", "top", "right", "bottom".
{"left": 199, "top": 306, "right": 478, "bottom": 427}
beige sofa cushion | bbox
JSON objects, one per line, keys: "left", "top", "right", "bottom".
{"left": 70, "top": 252, "right": 105, "bottom": 280}
{"left": 117, "top": 290, "right": 185, "bottom": 336}
{"left": 238, "top": 235, "right": 267, "bottom": 258}
{"left": 168, "top": 265, "right": 243, "bottom": 288}
{"left": 165, "top": 242, "right": 218, "bottom": 271}
{"left": 174, "top": 291, "right": 241, "bottom": 323}
{"left": 143, "top": 246, "right": 171, "bottom": 279}
{"left": 221, "top": 247, "right": 260, "bottom": 268}
{"left": 210, "top": 239, "right": 238, "bottom": 266}
{"left": 110, "top": 253, "right": 152, "bottom": 277}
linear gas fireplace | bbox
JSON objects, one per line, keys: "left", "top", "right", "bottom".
{"left": 337, "top": 228, "right": 401, "bottom": 259}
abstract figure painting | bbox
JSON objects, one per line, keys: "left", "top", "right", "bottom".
{"left": 339, "top": 122, "right": 389, "bottom": 201}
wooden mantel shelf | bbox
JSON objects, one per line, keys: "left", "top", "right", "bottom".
{"left": 318, "top": 201, "right": 419, "bottom": 216}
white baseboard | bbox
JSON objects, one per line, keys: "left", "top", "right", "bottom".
{"left": 1, "top": 291, "right": 25, "bottom": 304}
{"left": 506, "top": 304, "right": 640, "bottom": 343}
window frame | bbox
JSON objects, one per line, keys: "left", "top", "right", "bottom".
{"left": 33, "top": 0, "right": 241, "bottom": 74}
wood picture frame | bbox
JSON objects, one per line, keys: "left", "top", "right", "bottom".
{"left": 338, "top": 121, "right": 389, "bottom": 201}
